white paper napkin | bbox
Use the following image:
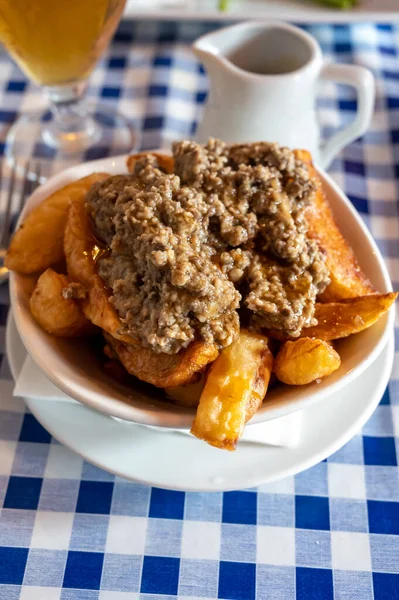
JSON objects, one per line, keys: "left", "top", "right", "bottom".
{"left": 14, "top": 355, "right": 303, "bottom": 448}
{"left": 14, "top": 356, "right": 70, "bottom": 401}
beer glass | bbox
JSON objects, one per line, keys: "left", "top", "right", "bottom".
{"left": 0, "top": 0, "right": 134, "bottom": 177}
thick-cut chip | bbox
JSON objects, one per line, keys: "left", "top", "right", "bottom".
{"left": 5, "top": 173, "right": 109, "bottom": 274}
{"left": 30, "top": 268, "right": 94, "bottom": 337}
{"left": 103, "top": 333, "right": 218, "bottom": 388}
{"left": 274, "top": 338, "right": 341, "bottom": 385}
{"left": 295, "top": 150, "right": 376, "bottom": 301}
{"left": 269, "top": 292, "right": 397, "bottom": 341}
{"left": 190, "top": 330, "right": 273, "bottom": 451}
{"left": 126, "top": 151, "right": 174, "bottom": 174}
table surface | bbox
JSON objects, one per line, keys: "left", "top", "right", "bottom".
{"left": 0, "top": 19, "right": 398, "bottom": 600}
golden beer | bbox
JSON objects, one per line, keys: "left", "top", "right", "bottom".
{"left": 0, "top": 0, "right": 126, "bottom": 86}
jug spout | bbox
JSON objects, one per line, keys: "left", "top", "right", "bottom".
{"left": 192, "top": 46, "right": 221, "bottom": 75}
{"left": 193, "top": 22, "right": 262, "bottom": 66}
{"left": 193, "top": 23, "right": 262, "bottom": 76}
{"left": 193, "top": 26, "right": 229, "bottom": 58}
{"left": 192, "top": 34, "right": 227, "bottom": 76}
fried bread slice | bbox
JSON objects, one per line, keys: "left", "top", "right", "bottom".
{"left": 104, "top": 333, "right": 218, "bottom": 388}
{"left": 296, "top": 149, "right": 376, "bottom": 301}
{"left": 5, "top": 173, "right": 109, "bottom": 274}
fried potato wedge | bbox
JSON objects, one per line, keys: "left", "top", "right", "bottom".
{"left": 191, "top": 330, "right": 273, "bottom": 451}
{"left": 303, "top": 292, "right": 397, "bottom": 340}
{"left": 104, "top": 333, "right": 218, "bottom": 388}
{"left": 5, "top": 173, "right": 109, "bottom": 274}
{"left": 126, "top": 152, "right": 174, "bottom": 174}
{"left": 269, "top": 292, "right": 397, "bottom": 341}
{"left": 30, "top": 268, "right": 94, "bottom": 337}
{"left": 295, "top": 150, "right": 376, "bottom": 301}
{"left": 274, "top": 338, "right": 341, "bottom": 385}
{"left": 64, "top": 188, "right": 136, "bottom": 344}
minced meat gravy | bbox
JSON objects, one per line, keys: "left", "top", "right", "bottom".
{"left": 87, "top": 139, "right": 330, "bottom": 354}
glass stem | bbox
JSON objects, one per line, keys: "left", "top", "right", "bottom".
{"left": 42, "top": 81, "right": 100, "bottom": 153}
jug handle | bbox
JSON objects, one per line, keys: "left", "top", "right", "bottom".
{"left": 319, "top": 63, "right": 375, "bottom": 169}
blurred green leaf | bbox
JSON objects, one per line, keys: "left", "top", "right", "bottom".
{"left": 218, "top": 0, "right": 357, "bottom": 11}
{"left": 314, "top": 0, "right": 356, "bottom": 8}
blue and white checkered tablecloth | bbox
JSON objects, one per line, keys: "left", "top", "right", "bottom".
{"left": 0, "top": 19, "right": 398, "bottom": 600}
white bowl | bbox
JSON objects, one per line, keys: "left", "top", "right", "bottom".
{"left": 10, "top": 154, "right": 395, "bottom": 428}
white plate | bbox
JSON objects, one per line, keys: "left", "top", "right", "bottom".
{"left": 7, "top": 311, "right": 394, "bottom": 491}
{"left": 9, "top": 154, "right": 394, "bottom": 428}
{"left": 125, "top": 0, "right": 399, "bottom": 23}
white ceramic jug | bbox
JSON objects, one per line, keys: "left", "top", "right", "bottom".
{"left": 193, "top": 22, "right": 375, "bottom": 168}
